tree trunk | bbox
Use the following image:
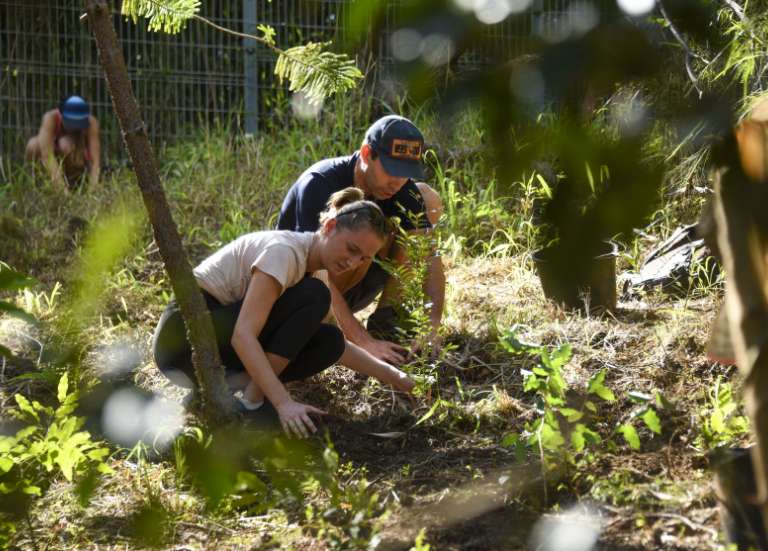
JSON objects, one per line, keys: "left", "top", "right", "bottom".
{"left": 84, "top": 0, "right": 237, "bottom": 424}
{"left": 713, "top": 123, "right": 768, "bottom": 541}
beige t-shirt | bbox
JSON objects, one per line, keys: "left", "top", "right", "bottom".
{"left": 193, "top": 231, "right": 315, "bottom": 305}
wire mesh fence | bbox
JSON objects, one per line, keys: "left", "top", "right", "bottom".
{"left": 0, "top": 0, "right": 571, "bottom": 164}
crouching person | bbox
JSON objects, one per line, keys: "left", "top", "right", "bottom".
{"left": 153, "top": 188, "right": 415, "bottom": 438}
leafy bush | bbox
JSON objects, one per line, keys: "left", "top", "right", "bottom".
{"left": 0, "top": 373, "right": 112, "bottom": 541}
{"left": 695, "top": 378, "right": 750, "bottom": 450}
{"left": 498, "top": 327, "right": 615, "bottom": 474}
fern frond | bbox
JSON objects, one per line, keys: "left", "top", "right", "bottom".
{"left": 121, "top": 0, "right": 200, "bottom": 34}
{"left": 274, "top": 42, "right": 363, "bottom": 105}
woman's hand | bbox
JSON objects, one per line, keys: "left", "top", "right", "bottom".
{"left": 275, "top": 399, "right": 327, "bottom": 438}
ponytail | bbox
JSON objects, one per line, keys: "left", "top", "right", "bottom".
{"left": 319, "top": 187, "right": 392, "bottom": 240}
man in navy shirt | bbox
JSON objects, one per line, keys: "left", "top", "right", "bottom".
{"left": 278, "top": 115, "right": 445, "bottom": 364}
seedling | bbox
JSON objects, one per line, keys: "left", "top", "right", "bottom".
{"left": 497, "top": 326, "right": 614, "bottom": 477}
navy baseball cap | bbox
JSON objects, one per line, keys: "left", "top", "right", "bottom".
{"left": 60, "top": 96, "right": 91, "bottom": 130}
{"left": 364, "top": 115, "right": 425, "bottom": 179}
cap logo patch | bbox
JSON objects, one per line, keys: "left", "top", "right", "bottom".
{"left": 390, "top": 139, "right": 422, "bottom": 160}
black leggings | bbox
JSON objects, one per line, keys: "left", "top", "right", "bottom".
{"left": 152, "top": 276, "right": 345, "bottom": 389}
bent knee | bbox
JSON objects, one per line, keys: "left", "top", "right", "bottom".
{"left": 25, "top": 137, "right": 40, "bottom": 160}
{"left": 316, "top": 324, "right": 345, "bottom": 363}
{"left": 300, "top": 276, "right": 332, "bottom": 313}
{"left": 57, "top": 136, "right": 77, "bottom": 157}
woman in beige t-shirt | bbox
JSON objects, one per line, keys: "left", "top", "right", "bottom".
{"left": 153, "top": 188, "right": 415, "bottom": 438}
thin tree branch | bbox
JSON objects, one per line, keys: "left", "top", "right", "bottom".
{"left": 658, "top": 0, "right": 711, "bottom": 64}
{"left": 686, "top": 54, "right": 704, "bottom": 98}
{"left": 722, "top": 0, "right": 746, "bottom": 23}
{"left": 131, "top": 0, "right": 348, "bottom": 84}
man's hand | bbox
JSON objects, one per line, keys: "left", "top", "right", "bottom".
{"left": 275, "top": 399, "right": 326, "bottom": 438}
{"left": 361, "top": 336, "right": 408, "bottom": 364}
{"left": 409, "top": 330, "right": 443, "bottom": 361}
{"left": 389, "top": 369, "right": 416, "bottom": 394}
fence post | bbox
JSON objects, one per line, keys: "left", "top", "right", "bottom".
{"left": 243, "top": 0, "right": 258, "bottom": 136}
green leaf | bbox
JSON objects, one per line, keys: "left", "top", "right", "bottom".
{"left": 539, "top": 422, "right": 566, "bottom": 451}
{"left": 121, "top": 0, "right": 201, "bottom": 34}
{"left": 730, "top": 416, "right": 750, "bottom": 434}
{"left": 617, "top": 424, "right": 641, "bottom": 450}
{"left": 551, "top": 344, "right": 573, "bottom": 367}
{"left": 257, "top": 24, "right": 276, "bottom": 46}
{"left": 654, "top": 391, "right": 674, "bottom": 410}
{"left": 571, "top": 426, "right": 586, "bottom": 452}
{"left": 587, "top": 370, "right": 616, "bottom": 402}
{"left": 14, "top": 394, "right": 39, "bottom": 422}
{"left": 57, "top": 448, "right": 76, "bottom": 481}
{"left": 15, "top": 426, "right": 38, "bottom": 441}
{"left": 235, "top": 470, "right": 267, "bottom": 495}
{"left": 571, "top": 423, "right": 601, "bottom": 452}
{"left": 87, "top": 448, "right": 110, "bottom": 462}
{"left": 710, "top": 409, "right": 726, "bottom": 433}
{"left": 549, "top": 371, "right": 568, "bottom": 398}
{"left": 0, "top": 265, "right": 36, "bottom": 291}
{"left": 274, "top": 42, "right": 363, "bottom": 105}
{"left": 501, "top": 433, "right": 520, "bottom": 447}
{"left": 498, "top": 327, "right": 538, "bottom": 354}
{"left": 558, "top": 407, "right": 583, "bottom": 422}
{"left": 582, "top": 426, "right": 601, "bottom": 445}
{"left": 57, "top": 373, "right": 69, "bottom": 404}
{"left": 0, "top": 457, "right": 14, "bottom": 474}
{"left": 414, "top": 400, "right": 442, "bottom": 427}
{"left": 523, "top": 373, "right": 541, "bottom": 393}
{"left": 641, "top": 408, "right": 662, "bottom": 435}
{"left": 22, "top": 485, "right": 41, "bottom": 496}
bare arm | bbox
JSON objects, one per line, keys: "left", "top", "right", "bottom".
{"left": 339, "top": 339, "right": 414, "bottom": 393}
{"left": 231, "top": 270, "right": 324, "bottom": 436}
{"left": 86, "top": 116, "right": 101, "bottom": 187}
{"left": 423, "top": 252, "right": 445, "bottom": 345}
{"left": 328, "top": 277, "right": 408, "bottom": 364}
{"left": 37, "top": 111, "right": 66, "bottom": 190}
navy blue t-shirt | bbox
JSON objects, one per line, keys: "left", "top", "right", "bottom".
{"left": 277, "top": 152, "right": 430, "bottom": 232}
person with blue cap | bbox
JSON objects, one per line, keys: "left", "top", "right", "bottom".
{"left": 277, "top": 115, "right": 445, "bottom": 364}
{"left": 25, "top": 95, "right": 101, "bottom": 190}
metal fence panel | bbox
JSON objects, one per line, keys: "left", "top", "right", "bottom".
{"left": 1, "top": 0, "right": 563, "bottom": 163}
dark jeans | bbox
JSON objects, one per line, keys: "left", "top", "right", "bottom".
{"left": 152, "top": 276, "right": 345, "bottom": 389}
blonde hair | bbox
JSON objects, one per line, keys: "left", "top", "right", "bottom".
{"left": 319, "top": 187, "right": 392, "bottom": 240}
